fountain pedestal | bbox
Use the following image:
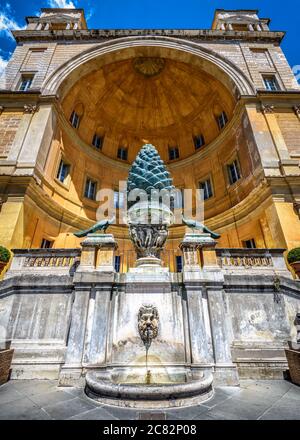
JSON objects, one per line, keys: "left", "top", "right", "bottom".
{"left": 82, "top": 145, "right": 218, "bottom": 406}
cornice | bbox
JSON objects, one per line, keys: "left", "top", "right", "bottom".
{"left": 12, "top": 29, "right": 285, "bottom": 44}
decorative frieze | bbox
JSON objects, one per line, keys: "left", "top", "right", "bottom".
{"left": 24, "top": 255, "right": 75, "bottom": 267}
{"left": 218, "top": 255, "right": 273, "bottom": 268}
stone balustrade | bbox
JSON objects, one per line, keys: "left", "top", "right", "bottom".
{"left": 5, "top": 248, "right": 81, "bottom": 277}
{"left": 216, "top": 248, "right": 290, "bottom": 276}
{"left": 4, "top": 247, "right": 292, "bottom": 277}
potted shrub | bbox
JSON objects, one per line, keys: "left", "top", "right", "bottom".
{"left": 0, "top": 246, "right": 11, "bottom": 274}
{"left": 0, "top": 342, "right": 14, "bottom": 385}
{"left": 287, "top": 247, "right": 300, "bottom": 278}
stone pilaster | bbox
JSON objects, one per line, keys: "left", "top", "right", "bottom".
{"left": 261, "top": 104, "right": 290, "bottom": 162}
{"left": 206, "top": 286, "right": 239, "bottom": 385}
{"left": 0, "top": 197, "right": 25, "bottom": 248}
{"left": 180, "top": 232, "right": 220, "bottom": 274}
{"left": 185, "top": 283, "right": 213, "bottom": 367}
{"left": 78, "top": 233, "right": 118, "bottom": 272}
{"left": 58, "top": 287, "right": 90, "bottom": 385}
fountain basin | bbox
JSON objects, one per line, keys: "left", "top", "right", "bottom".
{"left": 85, "top": 370, "right": 214, "bottom": 409}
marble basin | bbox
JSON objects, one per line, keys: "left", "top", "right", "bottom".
{"left": 85, "top": 369, "right": 214, "bottom": 409}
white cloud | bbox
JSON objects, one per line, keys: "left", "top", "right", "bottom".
{"left": 86, "top": 8, "right": 94, "bottom": 21}
{"left": 0, "top": 10, "right": 25, "bottom": 40}
{"left": 0, "top": 56, "right": 8, "bottom": 76}
{"left": 49, "top": 0, "right": 76, "bottom": 8}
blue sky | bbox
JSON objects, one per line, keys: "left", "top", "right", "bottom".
{"left": 0, "top": 0, "right": 299, "bottom": 77}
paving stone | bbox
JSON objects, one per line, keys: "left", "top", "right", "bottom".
{"left": 28, "top": 389, "right": 77, "bottom": 406}
{"left": 259, "top": 401, "right": 300, "bottom": 420}
{"left": 240, "top": 380, "right": 292, "bottom": 397}
{"left": 43, "top": 397, "right": 96, "bottom": 420}
{"left": 208, "top": 397, "right": 271, "bottom": 420}
{"left": 203, "top": 409, "right": 243, "bottom": 420}
{"left": 61, "top": 387, "right": 86, "bottom": 398}
{"left": 199, "top": 389, "right": 233, "bottom": 408}
{"left": 139, "top": 412, "right": 166, "bottom": 420}
{"left": 69, "top": 407, "right": 118, "bottom": 420}
{"left": 0, "top": 384, "right": 24, "bottom": 405}
{"left": 0, "top": 397, "right": 52, "bottom": 420}
{"left": 217, "top": 386, "right": 242, "bottom": 396}
{"left": 10, "top": 380, "right": 56, "bottom": 397}
{"left": 166, "top": 405, "right": 209, "bottom": 420}
{"left": 231, "top": 389, "right": 279, "bottom": 405}
{"left": 102, "top": 405, "right": 139, "bottom": 420}
{"left": 282, "top": 386, "right": 300, "bottom": 401}
{"left": 166, "top": 413, "right": 183, "bottom": 420}
{"left": 0, "top": 380, "right": 299, "bottom": 420}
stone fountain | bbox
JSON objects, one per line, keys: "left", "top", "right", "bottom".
{"left": 85, "top": 144, "right": 214, "bottom": 408}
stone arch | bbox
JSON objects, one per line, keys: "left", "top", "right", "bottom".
{"left": 42, "top": 36, "right": 255, "bottom": 98}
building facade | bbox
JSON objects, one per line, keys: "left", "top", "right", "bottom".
{"left": 0, "top": 8, "right": 300, "bottom": 391}
{"left": 0, "top": 8, "right": 300, "bottom": 269}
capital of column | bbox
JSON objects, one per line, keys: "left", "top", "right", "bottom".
{"left": 180, "top": 232, "right": 217, "bottom": 250}
{"left": 23, "top": 104, "right": 38, "bottom": 114}
{"left": 261, "top": 104, "right": 274, "bottom": 114}
{"left": 80, "top": 233, "right": 118, "bottom": 249}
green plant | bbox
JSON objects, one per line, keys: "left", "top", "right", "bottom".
{"left": 287, "top": 248, "right": 300, "bottom": 264}
{"left": 0, "top": 246, "right": 11, "bottom": 263}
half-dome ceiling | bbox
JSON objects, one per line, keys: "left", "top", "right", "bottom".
{"left": 62, "top": 56, "right": 236, "bottom": 162}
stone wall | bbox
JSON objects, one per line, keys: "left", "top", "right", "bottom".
{"left": 0, "top": 248, "right": 299, "bottom": 383}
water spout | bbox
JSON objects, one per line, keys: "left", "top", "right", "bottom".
{"left": 138, "top": 305, "right": 159, "bottom": 384}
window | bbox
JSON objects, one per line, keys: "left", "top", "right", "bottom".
{"left": 263, "top": 75, "right": 280, "bottom": 91}
{"left": 242, "top": 238, "right": 256, "bottom": 249}
{"left": 199, "top": 178, "right": 213, "bottom": 200}
{"left": 227, "top": 159, "right": 241, "bottom": 185}
{"left": 41, "top": 239, "right": 53, "bottom": 249}
{"left": 169, "top": 146, "right": 179, "bottom": 161}
{"left": 117, "top": 147, "right": 128, "bottom": 161}
{"left": 92, "top": 134, "right": 103, "bottom": 150}
{"left": 19, "top": 75, "right": 34, "bottom": 91}
{"left": 176, "top": 256, "right": 183, "bottom": 273}
{"left": 193, "top": 134, "right": 205, "bottom": 150}
{"left": 84, "top": 178, "right": 97, "bottom": 200}
{"left": 56, "top": 159, "right": 70, "bottom": 184}
{"left": 217, "top": 111, "right": 228, "bottom": 130}
{"left": 69, "top": 111, "right": 80, "bottom": 129}
{"left": 114, "top": 256, "right": 121, "bottom": 273}
{"left": 114, "top": 191, "right": 125, "bottom": 209}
